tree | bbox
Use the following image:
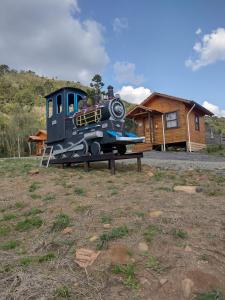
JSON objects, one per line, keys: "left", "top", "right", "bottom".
{"left": 0, "top": 64, "right": 10, "bottom": 76}
{"left": 90, "top": 74, "right": 104, "bottom": 96}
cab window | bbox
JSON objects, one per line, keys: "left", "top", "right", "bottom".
{"left": 57, "top": 94, "right": 62, "bottom": 114}
{"left": 68, "top": 93, "right": 75, "bottom": 115}
{"left": 48, "top": 98, "right": 53, "bottom": 118}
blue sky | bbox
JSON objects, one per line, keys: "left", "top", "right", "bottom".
{"left": 0, "top": 0, "right": 225, "bottom": 114}
{"left": 78, "top": 0, "right": 225, "bottom": 111}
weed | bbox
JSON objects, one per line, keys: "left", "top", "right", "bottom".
{"left": 1, "top": 213, "right": 17, "bottom": 221}
{"left": 24, "top": 207, "right": 42, "bottom": 216}
{"left": 15, "top": 216, "right": 43, "bottom": 231}
{"left": 196, "top": 290, "right": 224, "bottom": 300}
{"left": 100, "top": 214, "right": 112, "bottom": 224}
{"left": 153, "top": 170, "right": 164, "bottom": 181}
{"left": 0, "top": 225, "right": 11, "bottom": 236}
{"left": 144, "top": 224, "right": 160, "bottom": 243}
{"left": 37, "top": 252, "right": 55, "bottom": 263}
{"left": 146, "top": 255, "right": 162, "bottom": 272}
{"left": 43, "top": 193, "right": 56, "bottom": 202}
{"left": 97, "top": 225, "right": 129, "bottom": 249}
{"left": 19, "top": 257, "right": 33, "bottom": 266}
{"left": 134, "top": 211, "right": 145, "bottom": 218}
{"left": 14, "top": 202, "right": 26, "bottom": 209}
{"left": 110, "top": 188, "right": 118, "bottom": 196}
{"left": 74, "top": 205, "right": 91, "bottom": 214}
{"left": 172, "top": 228, "right": 188, "bottom": 239}
{"left": 1, "top": 240, "right": 20, "bottom": 250}
{"left": 30, "top": 193, "right": 41, "bottom": 200}
{"left": 200, "top": 254, "right": 209, "bottom": 261}
{"left": 74, "top": 187, "right": 86, "bottom": 196}
{"left": 55, "top": 285, "right": 70, "bottom": 298}
{"left": 52, "top": 213, "right": 70, "bottom": 231}
{"left": 112, "top": 264, "right": 138, "bottom": 288}
{"left": 29, "top": 181, "right": 40, "bottom": 193}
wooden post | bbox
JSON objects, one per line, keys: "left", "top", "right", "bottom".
{"left": 137, "top": 157, "right": 141, "bottom": 172}
{"left": 108, "top": 160, "right": 111, "bottom": 169}
{"left": 110, "top": 159, "right": 115, "bottom": 175}
{"left": 84, "top": 161, "right": 90, "bottom": 172}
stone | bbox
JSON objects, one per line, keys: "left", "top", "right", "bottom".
{"left": 103, "top": 224, "right": 111, "bottom": 229}
{"left": 147, "top": 171, "right": 154, "bottom": 177}
{"left": 181, "top": 278, "right": 194, "bottom": 299}
{"left": 28, "top": 169, "right": 39, "bottom": 175}
{"left": 149, "top": 210, "right": 163, "bottom": 218}
{"left": 159, "top": 278, "right": 168, "bottom": 286}
{"left": 138, "top": 242, "right": 149, "bottom": 252}
{"left": 75, "top": 248, "right": 101, "bottom": 268}
{"left": 184, "top": 245, "right": 192, "bottom": 252}
{"left": 174, "top": 186, "right": 199, "bottom": 194}
{"left": 62, "top": 227, "right": 73, "bottom": 234}
{"left": 89, "top": 235, "right": 98, "bottom": 242}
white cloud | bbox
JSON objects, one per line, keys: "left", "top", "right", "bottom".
{"left": 185, "top": 28, "right": 225, "bottom": 71}
{"left": 0, "top": 0, "right": 109, "bottom": 83}
{"left": 196, "top": 28, "right": 202, "bottom": 35}
{"left": 113, "top": 61, "right": 144, "bottom": 85}
{"left": 113, "top": 17, "right": 128, "bottom": 33}
{"left": 202, "top": 101, "right": 225, "bottom": 117}
{"left": 117, "top": 86, "right": 151, "bottom": 104}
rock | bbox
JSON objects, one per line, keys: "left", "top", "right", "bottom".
{"left": 28, "top": 169, "right": 39, "bottom": 175}
{"left": 181, "top": 278, "right": 194, "bottom": 299}
{"left": 138, "top": 242, "right": 149, "bottom": 252}
{"left": 103, "top": 224, "right": 111, "bottom": 229}
{"left": 108, "top": 244, "right": 130, "bottom": 264}
{"left": 75, "top": 248, "right": 101, "bottom": 268}
{"left": 184, "top": 245, "right": 192, "bottom": 252}
{"left": 62, "top": 227, "right": 73, "bottom": 234}
{"left": 147, "top": 171, "right": 154, "bottom": 177}
{"left": 174, "top": 186, "right": 199, "bottom": 194}
{"left": 89, "top": 235, "right": 98, "bottom": 242}
{"left": 149, "top": 210, "right": 163, "bottom": 218}
{"left": 159, "top": 278, "right": 168, "bottom": 286}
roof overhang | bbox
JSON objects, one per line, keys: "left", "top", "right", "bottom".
{"left": 126, "top": 105, "right": 162, "bottom": 118}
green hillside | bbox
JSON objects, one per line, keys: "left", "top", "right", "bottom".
{"left": 0, "top": 65, "right": 134, "bottom": 157}
{"left": 205, "top": 116, "right": 225, "bottom": 134}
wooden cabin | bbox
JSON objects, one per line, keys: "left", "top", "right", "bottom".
{"left": 126, "top": 92, "right": 213, "bottom": 152}
{"left": 28, "top": 130, "right": 47, "bottom": 156}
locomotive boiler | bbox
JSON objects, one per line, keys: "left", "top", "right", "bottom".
{"left": 45, "top": 86, "right": 144, "bottom": 158}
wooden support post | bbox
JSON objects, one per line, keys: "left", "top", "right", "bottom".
{"left": 137, "top": 157, "right": 141, "bottom": 172}
{"left": 108, "top": 160, "right": 111, "bottom": 169}
{"left": 110, "top": 159, "right": 115, "bottom": 175}
{"left": 84, "top": 161, "right": 90, "bottom": 172}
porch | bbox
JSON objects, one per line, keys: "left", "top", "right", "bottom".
{"left": 126, "top": 105, "right": 165, "bottom": 152}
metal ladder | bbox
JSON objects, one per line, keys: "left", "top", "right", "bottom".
{"left": 40, "top": 145, "right": 53, "bottom": 168}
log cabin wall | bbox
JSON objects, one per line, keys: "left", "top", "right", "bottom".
{"left": 186, "top": 107, "right": 206, "bottom": 144}
{"left": 146, "top": 96, "right": 187, "bottom": 144}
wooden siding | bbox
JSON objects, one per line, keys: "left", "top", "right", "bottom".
{"left": 146, "top": 96, "right": 187, "bottom": 145}
{"left": 186, "top": 107, "right": 206, "bottom": 144}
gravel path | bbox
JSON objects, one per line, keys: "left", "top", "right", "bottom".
{"left": 140, "top": 151, "right": 225, "bottom": 170}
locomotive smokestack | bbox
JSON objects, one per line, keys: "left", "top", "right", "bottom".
{"left": 107, "top": 85, "right": 114, "bottom": 100}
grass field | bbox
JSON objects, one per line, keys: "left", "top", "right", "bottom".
{"left": 0, "top": 158, "right": 225, "bottom": 300}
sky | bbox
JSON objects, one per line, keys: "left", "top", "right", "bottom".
{"left": 0, "top": 0, "right": 225, "bottom": 116}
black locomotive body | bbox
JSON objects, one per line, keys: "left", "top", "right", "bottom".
{"left": 45, "top": 86, "right": 144, "bottom": 158}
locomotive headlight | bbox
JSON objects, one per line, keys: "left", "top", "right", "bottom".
{"left": 109, "top": 99, "right": 125, "bottom": 120}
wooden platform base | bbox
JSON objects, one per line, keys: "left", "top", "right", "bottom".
{"left": 43, "top": 152, "right": 143, "bottom": 175}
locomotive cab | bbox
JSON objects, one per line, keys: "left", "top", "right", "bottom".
{"left": 45, "top": 87, "right": 87, "bottom": 143}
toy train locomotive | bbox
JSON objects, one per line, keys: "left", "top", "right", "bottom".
{"left": 45, "top": 86, "right": 144, "bottom": 158}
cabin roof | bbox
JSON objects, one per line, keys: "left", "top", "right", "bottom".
{"left": 28, "top": 130, "right": 47, "bottom": 142}
{"left": 45, "top": 87, "right": 86, "bottom": 98}
{"left": 126, "top": 105, "right": 162, "bottom": 118}
{"left": 140, "top": 92, "right": 214, "bottom": 116}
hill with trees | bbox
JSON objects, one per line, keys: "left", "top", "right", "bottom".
{"left": 0, "top": 65, "right": 133, "bottom": 157}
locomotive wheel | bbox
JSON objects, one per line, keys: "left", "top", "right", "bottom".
{"left": 117, "top": 145, "right": 127, "bottom": 155}
{"left": 54, "top": 154, "right": 63, "bottom": 160}
{"left": 90, "top": 141, "right": 101, "bottom": 156}
{"left": 76, "top": 140, "right": 88, "bottom": 157}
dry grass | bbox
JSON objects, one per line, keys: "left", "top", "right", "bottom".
{"left": 0, "top": 158, "right": 225, "bottom": 299}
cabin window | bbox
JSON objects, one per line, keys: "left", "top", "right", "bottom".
{"left": 68, "top": 93, "right": 75, "bottom": 115}
{"left": 48, "top": 99, "right": 53, "bottom": 118}
{"left": 165, "top": 111, "right": 178, "bottom": 128}
{"left": 195, "top": 115, "right": 200, "bottom": 131}
{"left": 56, "top": 94, "right": 62, "bottom": 114}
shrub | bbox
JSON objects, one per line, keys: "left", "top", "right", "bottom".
{"left": 15, "top": 216, "right": 43, "bottom": 231}
{"left": 144, "top": 224, "right": 160, "bottom": 243}
{"left": 1, "top": 240, "right": 20, "bottom": 250}
{"left": 97, "top": 225, "right": 129, "bottom": 249}
{"left": 112, "top": 264, "right": 138, "bottom": 288}
{"left": 52, "top": 213, "right": 70, "bottom": 231}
